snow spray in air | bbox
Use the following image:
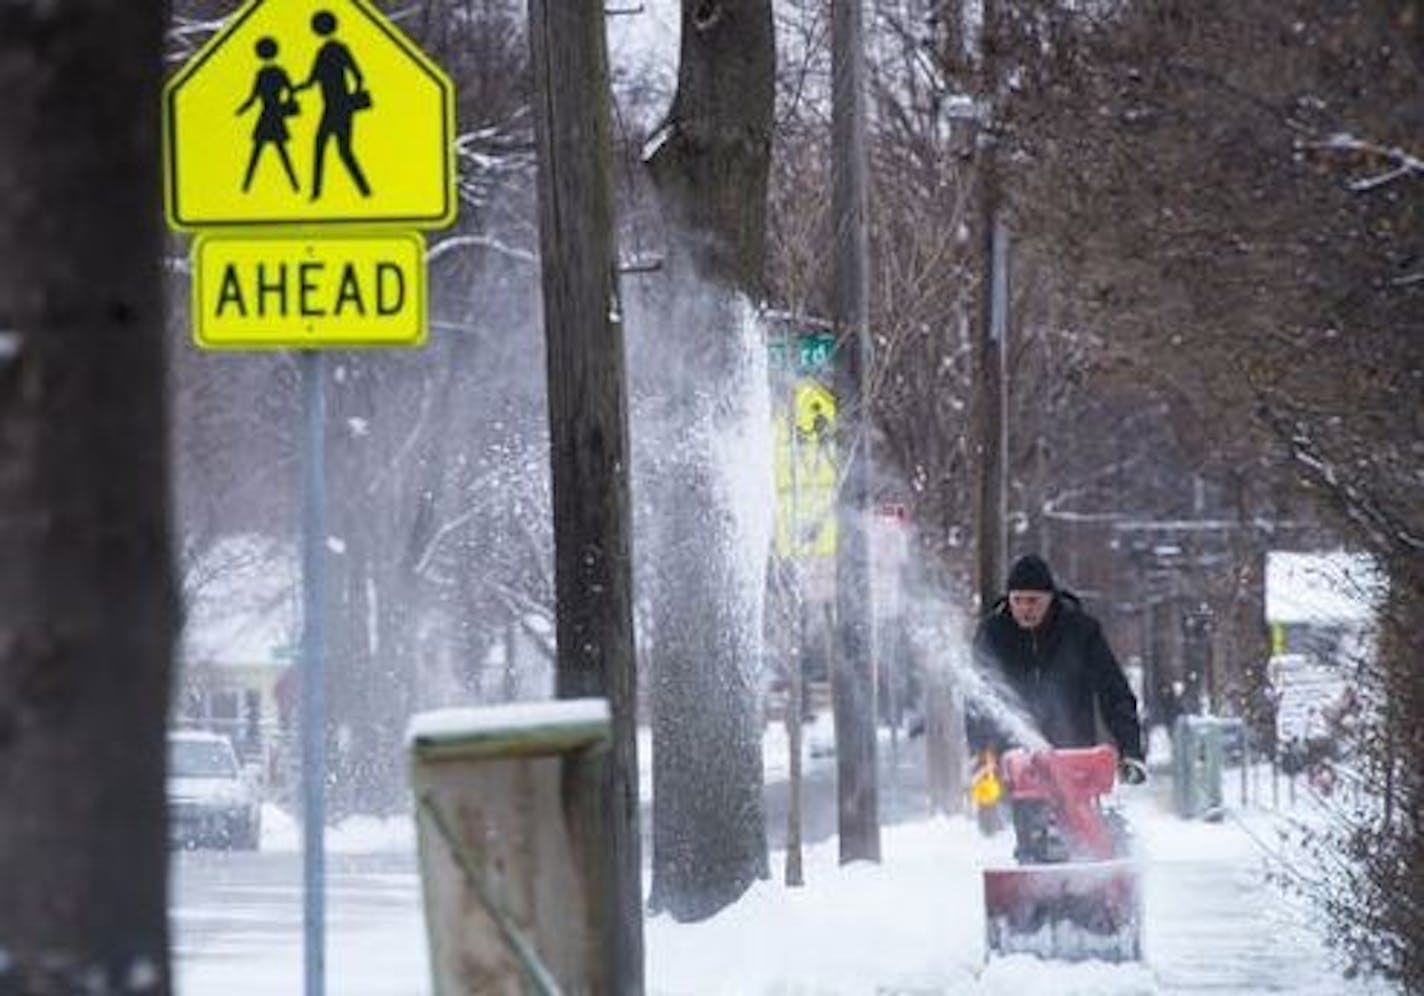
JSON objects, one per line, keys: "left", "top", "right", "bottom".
{"left": 908, "top": 600, "right": 1049, "bottom": 753}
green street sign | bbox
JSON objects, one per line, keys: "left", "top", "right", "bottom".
{"left": 797, "top": 331, "right": 835, "bottom": 372}
{"left": 769, "top": 329, "right": 836, "bottom": 375}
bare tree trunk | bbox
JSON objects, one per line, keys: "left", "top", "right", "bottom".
{"left": 324, "top": 365, "right": 413, "bottom": 820}
{"left": 643, "top": 0, "right": 776, "bottom": 921}
{"left": 0, "top": 1, "right": 176, "bottom": 990}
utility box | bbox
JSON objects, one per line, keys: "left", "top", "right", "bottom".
{"left": 408, "top": 699, "right": 613, "bottom": 995}
{"left": 1173, "top": 715, "right": 1225, "bottom": 820}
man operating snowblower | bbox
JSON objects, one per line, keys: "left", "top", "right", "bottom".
{"left": 968, "top": 554, "right": 1148, "bottom": 962}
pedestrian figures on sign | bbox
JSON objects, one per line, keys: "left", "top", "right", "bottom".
{"left": 799, "top": 400, "right": 834, "bottom": 479}
{"left": 297, "top": 10, "right": 373, "bottom": 201}
{"left": 237, "top": 36, "right": 301, "bottom": 193}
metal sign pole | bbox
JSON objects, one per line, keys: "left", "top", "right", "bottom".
{"left": 785, "top": 331, "right": 805, "bottom": 887}
{"left": 300, "top": 349, "right": 328, "bottom": 996}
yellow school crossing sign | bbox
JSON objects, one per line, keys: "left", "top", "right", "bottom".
{"left": 164, "top": 0, "right": 455, "bottom": 229}
{"left": 163, "top": 0, "right": 456, "bottom": 348}
{"left": 773, "top": 380, "right": 838, "bottom": 558}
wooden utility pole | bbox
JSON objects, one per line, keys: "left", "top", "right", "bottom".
{"left": 974, "top": 0, "right": 1009, "bottom": 614}
{"left": 528, "top": 3, "right": 642, "bottom": 991}
{"left": 832, "top": 0, "right": 881, "bottom": 864}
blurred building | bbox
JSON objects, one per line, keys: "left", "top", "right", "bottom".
{"left": 176, "top": 534, "right": 297, "bottom": 762}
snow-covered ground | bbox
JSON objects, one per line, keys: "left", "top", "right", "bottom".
{"left": 175, "top": 730, "right": 1395, "bottom": 996}
{"left": 646, "top": 792, "right": 1388, "bottom": 995}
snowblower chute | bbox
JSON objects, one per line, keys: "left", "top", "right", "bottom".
{"left": 982, "top": 745, "right": 1142, "bottom": 962}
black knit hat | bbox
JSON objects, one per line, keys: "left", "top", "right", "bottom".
{"left": 1006, "top": 554, "right": 1056, "bottom": 593}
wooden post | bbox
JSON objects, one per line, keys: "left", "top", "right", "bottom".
{"left": 831, "top": 0, "right": 881, "bottom": 865}
{"left": 409, "top": 701, "right": 612, "bottom": 995}
{"left": 925, "top": 649, "right": 967, "bottom": 816}
{"left": 528, "top": 2, "right": 641, "bottom": 990}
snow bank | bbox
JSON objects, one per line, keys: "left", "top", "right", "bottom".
{"left": 647, "top": 814, "right": 1163, "bottom": 995}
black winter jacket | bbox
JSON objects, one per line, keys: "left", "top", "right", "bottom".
{"left": 967, "top": 591, "right": 1143, "bottom": 761}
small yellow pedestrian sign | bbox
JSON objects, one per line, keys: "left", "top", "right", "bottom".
{"left": 164, "top": 0, "right": 456, "bottom": 230}
{"left": 773, "top": 380, "right": 838, "bottom": 558}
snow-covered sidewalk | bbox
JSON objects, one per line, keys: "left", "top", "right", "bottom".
{"left": 647, "top": 788, "right": 1397, "bottom": 995}
{"left": 176, "top": 734, "right": 1398, "bottom": 995}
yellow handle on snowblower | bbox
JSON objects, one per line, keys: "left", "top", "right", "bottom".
{"left": 971, "top": 749, "right": 1002, "bottom": 808}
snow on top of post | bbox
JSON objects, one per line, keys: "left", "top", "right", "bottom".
{"left": 407, "top": 699, "right": 610, "bottom": 762}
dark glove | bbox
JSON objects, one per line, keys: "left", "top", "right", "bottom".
{"left": 1119, "top": 757, "right": 1148, "bottom": 785}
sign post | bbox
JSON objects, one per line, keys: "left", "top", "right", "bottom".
{"left": 769, "top": 323, "right": 837, "bottom": 887}
{"left": 162, "top": 3, "right": 456, "bottom": 992}
{"left": 298, "top": 347, "right": 327, "bottom": 996}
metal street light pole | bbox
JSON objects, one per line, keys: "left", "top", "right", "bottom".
{"left": 974, "top": 0, "right": 1009, "bottom": 615}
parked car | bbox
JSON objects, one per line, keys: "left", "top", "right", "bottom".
{"left": 167, "top": 729, "right": 261, "bottom": 850}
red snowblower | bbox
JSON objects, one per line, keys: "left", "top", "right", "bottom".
{"left": 982, "top": 745, "right": 1142, "bottom": 962}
